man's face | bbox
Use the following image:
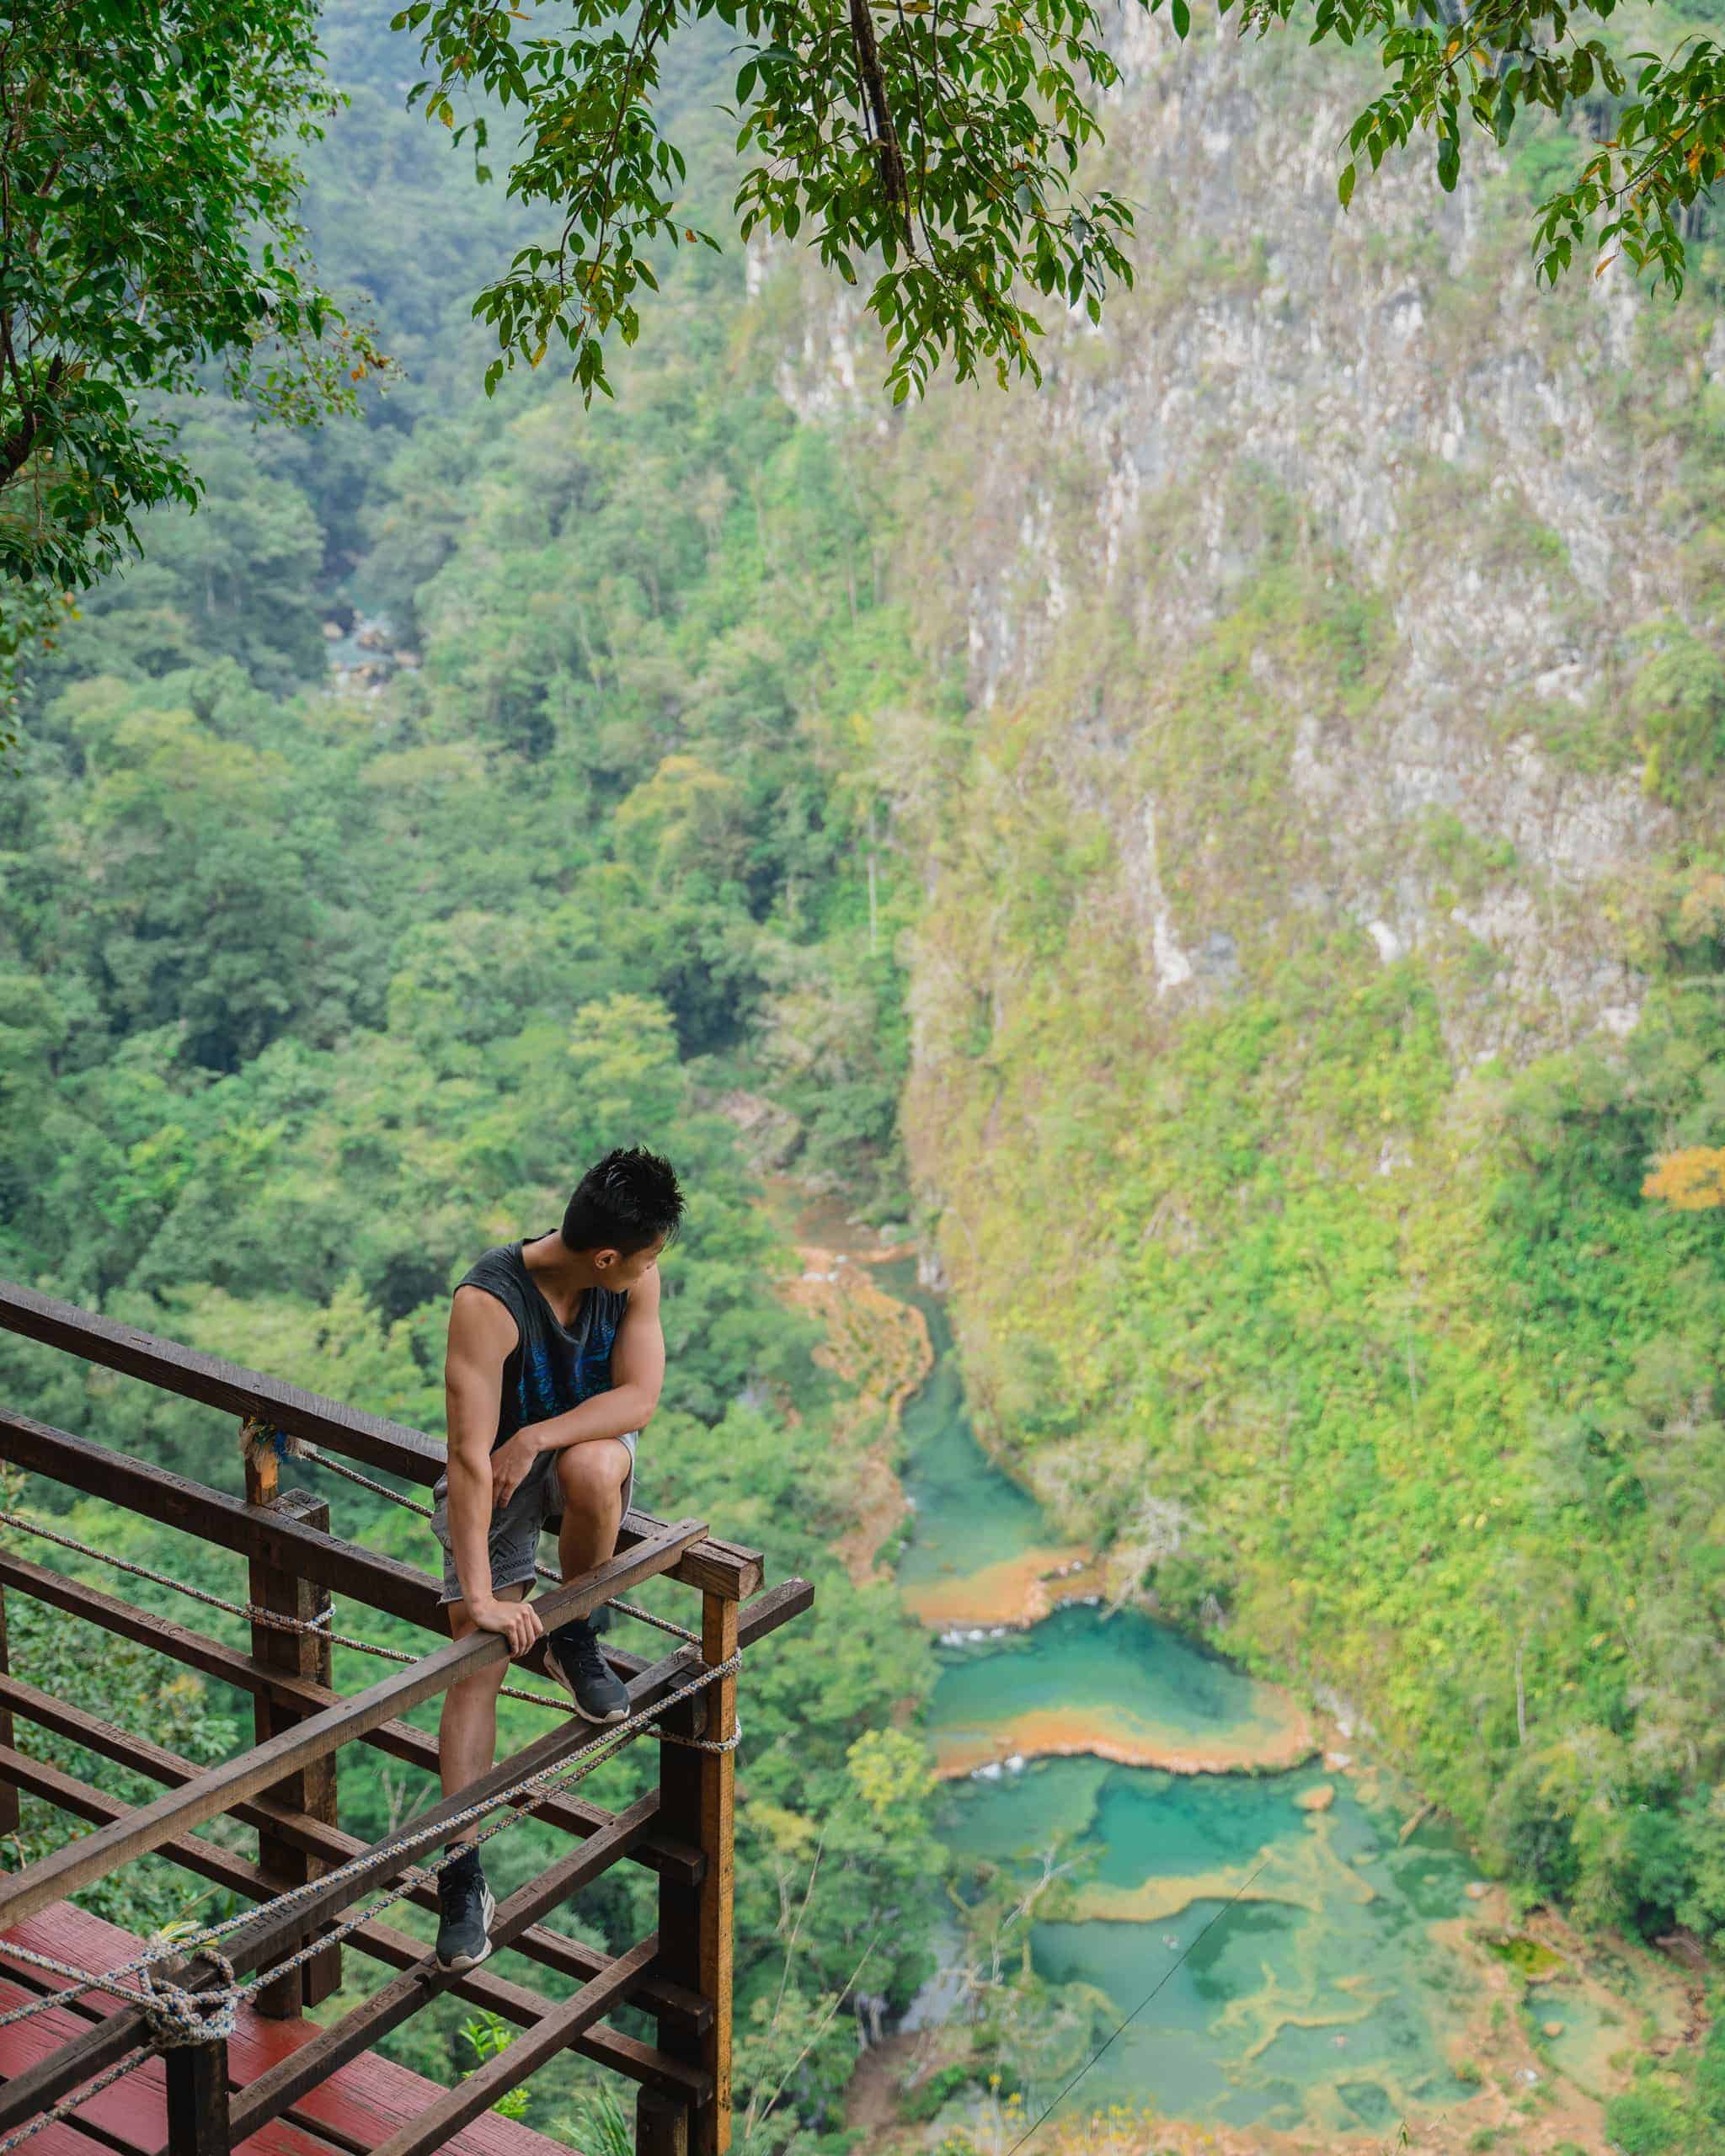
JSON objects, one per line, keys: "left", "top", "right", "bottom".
{"left": 593, "top": 1235, "right": 665, "bottom": 1289}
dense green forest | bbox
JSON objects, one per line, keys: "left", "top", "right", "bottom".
{"left": 0, "top": 11, "right": 937, "bottom": 2148}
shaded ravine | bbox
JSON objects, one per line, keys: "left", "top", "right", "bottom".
{"left": 886, "top": 1267, "right": 1616, "bottom": 2143}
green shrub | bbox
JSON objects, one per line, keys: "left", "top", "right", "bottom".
{"left": 1630, "top": 616, "right": 1725, "bottom": 801}
{"left": 1605, "top": 2081, "right": 1685, "bottom": 2153}
{"left": 900, "top": 2063, "right": 980, "bottom": 2123}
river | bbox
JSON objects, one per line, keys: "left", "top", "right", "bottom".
{"left": 879, "top": 1262, "right": 1640, "bottom": 2148}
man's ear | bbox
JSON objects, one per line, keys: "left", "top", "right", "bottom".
{"left": 592, "top": 1246, "right": 622, "bottom": 1276}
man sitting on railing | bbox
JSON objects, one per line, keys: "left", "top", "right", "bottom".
{"left": 428, "top": 1145, "right": 683, "bottom": 1970}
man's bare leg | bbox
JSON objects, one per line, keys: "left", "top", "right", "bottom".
{"left": 439, "top": 1578, "right": 530, "bottom": 1849}
{"left": 546, "top": 1440, "right": 634, "bottom": 1721}
{"left": 555, "top": 1437, "right": 633, "bottom": 1579}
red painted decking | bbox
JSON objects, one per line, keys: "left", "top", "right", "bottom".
{"left": 0, "top": 1903, "right": 579, "bottom": 2156}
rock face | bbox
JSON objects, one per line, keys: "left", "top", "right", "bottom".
{"left": 781, "top": 11, "right": 1706, "bottom": 1064}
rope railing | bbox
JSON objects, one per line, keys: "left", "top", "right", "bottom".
{"left": 0, "top": 1507, "right": 744, "bottom": 2154}
{"left": 0, "top": 1278, "right": 799, "bottom": 2156}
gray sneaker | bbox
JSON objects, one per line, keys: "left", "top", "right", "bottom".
{"left": 435, "top": 1849, "right": 494, "bottom": 1972}
{"left": 544, "top": 1616, "right": 631, "bottom": 1725}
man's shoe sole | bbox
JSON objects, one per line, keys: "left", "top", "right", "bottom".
{"left": 544, "top": 1643, "right": 631, "bottom": 1726}
{"left": 435, "top": 1882, "right": 494, "bottom": 1973}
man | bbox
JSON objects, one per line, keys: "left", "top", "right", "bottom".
{"left": 429, "top": 1145, "right": 683, "bottom": 1971}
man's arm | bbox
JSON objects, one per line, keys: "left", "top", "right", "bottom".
{"left": 488, "top": 1267, "right": 665, "bottom": 1508}
{"left": 446, "top": 1286, "right": 542, "bottom": 1653}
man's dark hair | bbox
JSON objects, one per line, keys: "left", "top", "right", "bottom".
{"left": 562, "top": 1146, "right": 685, "bottom": 1256}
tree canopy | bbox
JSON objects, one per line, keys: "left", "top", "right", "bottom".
{"left": 4, "top": 0, "right": 1725, "bottom": 607}
{"left": 1220, "top": 0, "right": 1725, "bottom": 290}
{"left": 0, "top": 1, "right": 388, "bottom": 595}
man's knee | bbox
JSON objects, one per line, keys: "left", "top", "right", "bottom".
{"left": 555, "top": 1438, "right": 631, "bottom": 1510}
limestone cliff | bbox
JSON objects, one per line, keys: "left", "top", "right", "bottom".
{"left": 770, "top": 7, "right": 1725, "bottom": 1906}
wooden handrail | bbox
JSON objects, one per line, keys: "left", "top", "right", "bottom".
{"left": 0, "top": 1514, "right": 709, "bottom": 1932}
{"left": 0, "top": 1407, "right": 445, "bottom": 1628}
{"left": 0, "top": 1277, "right": 766, "bottom": 1598}
{"left": 0, "top": 1278, "right": 443, "bottom": 1477}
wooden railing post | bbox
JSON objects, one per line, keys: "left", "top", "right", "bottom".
{"left": 0, "top": 1577, "right": 18, "bottom": 1838}
{"left": 655, "top": 1588, "right": 738, "bottom": 2156}
{"left": 243, "top": 1428, "right": 340, "bottom": 2012}
{"left": 164, "top": 2034, "right": 231, "bottom": 2156}
{"left": 636, "top": 2088, "right": 691, "bottom": 2154}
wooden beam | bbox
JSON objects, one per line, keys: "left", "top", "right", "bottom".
{"left": 243, "top": 1477, "right": 340, "bottom": 2014}
{"left": 0, "top": 1408, "right": 444, "bottom": 1631}
{"left": 163, "top": 2035, "right": 229, "bottom": 2156}
{"left": 0, "top": 1516, "right": 708, "bottom": 1933}
{"left": 637, "top": 2091, "right": 691, "bottom": 2156}
{"left": 0, "top": 1278, "right": 444, "bottom": 1483}
{"left": 657, "top": 1595, "right": 739, "bottom": 2156}
{"left": 0, "top": 1744, "right": 711, "bottom": 2107}
{"left": 227, "top": 1796, "right": 660, "bottom": 2142}
{"left": 617, "top": 1516, "right": 763, "bottom": 1603}
{"left": 0, "top": 1278, "right": 764, "bottom": 1596}
{"left": 368, "top": 1937, "right": 663, "bottom": 2156}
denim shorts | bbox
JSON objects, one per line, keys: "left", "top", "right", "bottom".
{"left": 430, "top": 1433, "right": 638, "bottom": 1607}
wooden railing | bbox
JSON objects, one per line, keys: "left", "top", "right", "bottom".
{"left": 0, "top": 1278, "right": 815, "bottom": 2156}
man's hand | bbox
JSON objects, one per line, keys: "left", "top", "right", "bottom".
{"left": 467, "top": 1595, "right": 544, "bottom": 1657}
{"left": 489, "top": 1428, "right": 540, "bottom": 1510}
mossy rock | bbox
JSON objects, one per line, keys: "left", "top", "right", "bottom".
{"left": 1485, "top": 1931, "right": 1567, "bottom": 1982}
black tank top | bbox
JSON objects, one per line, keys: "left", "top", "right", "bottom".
{"left": 457, "top": 1240, "right": 628, "bottom": 1453}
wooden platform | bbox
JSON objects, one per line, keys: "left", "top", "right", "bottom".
{"left": 0, "top": 1903, "right": 579, "bottom": 2156}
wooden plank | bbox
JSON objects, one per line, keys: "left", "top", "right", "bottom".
{"left": 0, "top": 1549, "right": 704, "bottom": 1885}
{"left": 0, "top": 1517, "right": 708, "bottom": 1934}
{"left": 367, "top": 1936, "right": 662, "bottom": 2156}
{"left": 0, "top": 1280, "right": 763, "bottom": 1598}
{"left": 0, "top": 1677, "right": 709, "bottom": 2032}
{"left": 0, "top": 1972, "right": 136, "bottom": 2156}
{"left": 0, "top": 1577, "right": 814, "bottom": 2135}
{"left": 656, "top": 1596, "right": 738, "bottom": 2156}
{"left": 244, "top": 1480, "right": 340, "bottom": 2014}
{"left": 227, "top": 1794, "right": 660, "bottom": 2141}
